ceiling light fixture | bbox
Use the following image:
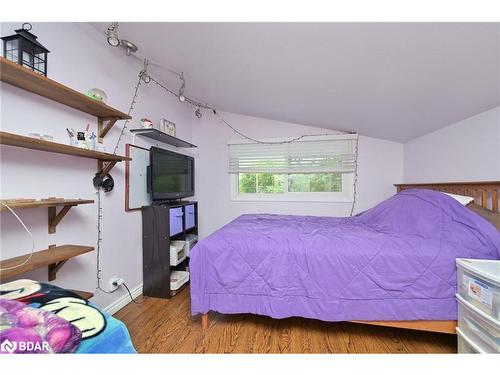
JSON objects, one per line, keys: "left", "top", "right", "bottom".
{"left": 178, "top": 72, "right": 186, "bottom": 102}
{"left": 140, "top": 59, "right": 151, "bottom": 83}
{"left": 105, "top": 22, "right": 120, "bottom": 47}
{"left": 120, "top": 39, "right": 138, "bottom": 56}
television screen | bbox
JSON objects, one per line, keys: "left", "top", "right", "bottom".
{"left": 149, "top": 147, "right": 194, "bottom": 200}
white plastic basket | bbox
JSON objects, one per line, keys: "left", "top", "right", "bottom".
{"left": 170, "top": 270, "right": 189, "bottom": 291}
{"left": 170, "top": 240, "right": 186, "bottom": 266}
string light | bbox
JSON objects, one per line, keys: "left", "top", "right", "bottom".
{"left": 137, "top": 63, "right": 355, "bottom": 144}
{"left": 97, "top": 64, "right": 145, "bottom": 297}
{"left": 95, "top": 188, "right": 112, "bottom": 294}
{"left": 104, "top": 60, "right": 360, "bottom": 285}
{"left": 132, "top": 66, "right": 360, "bottom": 214}
{"left": 112, "top": 68, "right": 145, "bottom": 155}
{"left": 349, "top": 136, "right": 360, "bottom": 217}
{"left": 178, "top": 72, "right": 186, "bottom": 102}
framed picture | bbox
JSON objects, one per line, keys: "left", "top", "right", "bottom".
{"left": 160, "top": 118, "right": 176, "bottom": 136}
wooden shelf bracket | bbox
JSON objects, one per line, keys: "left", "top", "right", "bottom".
{"left": 97, "top": 160, "right": 118, "bottom": 178}
{"left": 98, "top": 117, "right": 119, "bottom": 143}
{"left": 47, "top": 244, "right": 66, "bottom": 281}
{"left": 48, "top": 260, "right": 68, "bottom": 281}
{"left": 48, "top": 205, "right": 73, "bottom": 234}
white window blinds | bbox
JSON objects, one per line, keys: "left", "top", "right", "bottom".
{"left": 228, "top": 134, "right": 358, "bottom": 174}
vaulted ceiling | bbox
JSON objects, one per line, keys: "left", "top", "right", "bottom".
{"left": 93, "top": 22, "right": 500, "bottom": 142}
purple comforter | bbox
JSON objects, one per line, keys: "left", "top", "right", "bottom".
{"left": 190, "top": 189, "right": 500, "bottom": 321}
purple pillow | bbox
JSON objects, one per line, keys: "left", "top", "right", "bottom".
{"left": 0, "top": 298, "right": 82, "bottom": 354}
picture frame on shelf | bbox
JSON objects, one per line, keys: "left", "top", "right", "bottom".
{"left": 160, "top": 118, "right": 176, "bottom": 136}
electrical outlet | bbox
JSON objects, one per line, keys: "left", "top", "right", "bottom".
{"left": 109, "top": 277, "right": 124, "bottom": 292}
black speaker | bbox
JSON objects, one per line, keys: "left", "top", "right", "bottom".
{"left": 93, "top": 172, "right": 114, "bottom": 192}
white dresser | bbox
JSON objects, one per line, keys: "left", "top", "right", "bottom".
{"left": 456, "top": 258, "right": 500, "bottom": 353}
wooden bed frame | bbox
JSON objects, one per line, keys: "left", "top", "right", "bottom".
{"left": 200, "top": 181, "right": 500, "bottom": 334}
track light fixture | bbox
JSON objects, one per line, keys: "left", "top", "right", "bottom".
{"left": 195, "top": 108, "right": 202, "bottom": 119}
{"left": 105, "top": 22, "right": 138, "bottom": 56}
{"left": 105, "top": 22, "right": 120, "bottom": 47}
{"left": 178, "top": 72, "right": 186, "bottom": 102}
{"left": 121, "top": 39, "right": 138, "bottom": 56}
{"left": 140, "top": 59, "right": 151, "bottom": 83}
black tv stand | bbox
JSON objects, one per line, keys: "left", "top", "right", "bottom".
{"left": 142, "top": 201, "right": 198, "bottom": 298}
{"left": 152, "top": 198, "right": 185, "bottom": 205}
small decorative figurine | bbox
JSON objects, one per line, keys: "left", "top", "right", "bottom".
{"left": 140, "top": 118, "right": 154, "bottom": 129}
{"left": 86, "top": 88, "right": 108, "bottom": 103}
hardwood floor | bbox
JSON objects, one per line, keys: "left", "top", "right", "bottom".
{"left": 114, "top": 286, "right": 457, "bottom": 354}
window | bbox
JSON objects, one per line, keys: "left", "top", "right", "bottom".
{"left": 229, "top": 134, "right": 357, "bottom": 202}
{"left": 238, "top": 173, "right": 285, "bottom": 194}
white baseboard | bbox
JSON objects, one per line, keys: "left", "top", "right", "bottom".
{"left": 103, "top": 283, "right": 143, "bottom": 316}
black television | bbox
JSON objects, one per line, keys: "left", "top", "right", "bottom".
{"left": 148, "top": 147, "right": 195, "bottom": 201}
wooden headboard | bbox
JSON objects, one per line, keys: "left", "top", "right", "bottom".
{"left": 394, "top": 181, "right": 500, "bottom": 213}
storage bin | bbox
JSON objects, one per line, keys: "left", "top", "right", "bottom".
{"left": 170, "top": 270, "right": 189, "bottom": 291}
{"left": 457, "top": 294, "right": 500, "bottom": 353}
{"left": 185, "top": 204, "right": 196, "bottom": 230}
{"left": 169, "top": 207, "right": 184, "bottom": 236}
{"left": 456, "top": 258, "right": 500, "bottom": 321}
{"left": 457, "top": 328, "right": 485, "bottom": 354}
{"left": 170, "top": 240, "right": 186, "bottom": 266}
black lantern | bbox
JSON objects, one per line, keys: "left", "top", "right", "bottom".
{"left": 2, "top": 23, "right": 49, "bottom": 76}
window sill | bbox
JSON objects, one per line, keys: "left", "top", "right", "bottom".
{"left": 230, "top": 194, "right": 353, "bottom": 203}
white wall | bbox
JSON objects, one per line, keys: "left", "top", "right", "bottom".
{"left": 192, "top": 112, "right": 404, "bottom": 238}
{"left": 404, "top": 106, "right": 500, "bottom": 182}
{"left": 0, "top": 23, "right": 194, "bottom": 309}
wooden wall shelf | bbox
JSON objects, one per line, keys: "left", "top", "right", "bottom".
{"left": 0, "top": 57, "right": 131, "bottom": 141}
{"left": 0, "top": 131, "right": 130, "bottom": 162}
{"left": 130, "top": 128, "right": 197, "bottom": 148}
{"left": 0, "top": 198, "right": 94, "bottom": 233}
{"left": 0, "top": 245, "right": 95, "bottom": 282}
{"left": 71, "top": 290, "right": 94, "bottom": 300}
{"left": 0, "top": 131, "right": 130, "bottom": 178}
{"left": 0, "top": 198, "right": 94, "bottom": 211}
{"left": 0, "top": 58, "right": 125, "bottom": 293}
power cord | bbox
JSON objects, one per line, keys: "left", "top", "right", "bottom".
{"left": 0, "top": 202, "right": 35, "bottom": 271}
{"left": 122, "top": 282, "right": 144, "bottom": 305}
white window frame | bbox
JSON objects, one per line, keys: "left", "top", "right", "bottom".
{"left": 230, "top": 172, "right": 354, "bottom": 202}
{"left": 228, "top": 134, "right": 357, "bottom": 202}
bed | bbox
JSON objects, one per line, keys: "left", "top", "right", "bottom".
{"left": 0, "top": 279, "right": 136, "bottom": 353}
{"left": 190, "top": 181, "right": 500, "bottom": 334}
